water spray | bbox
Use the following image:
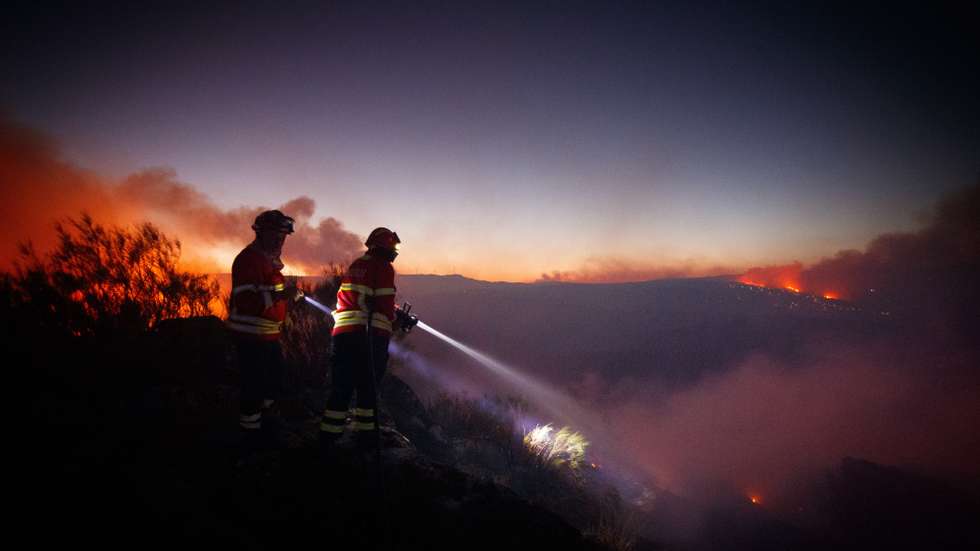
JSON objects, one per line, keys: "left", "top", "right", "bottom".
{"left": 415, "top": 320, "right": 598, "bottom": 431}
{"left": 303, "top": 295, "right": 333, "bottom": 315}
{"left": 302, "top": 294, "right": 598, "bottom": 436}
{"left": 302, "top": 292, "right": 652, "bottom": 508}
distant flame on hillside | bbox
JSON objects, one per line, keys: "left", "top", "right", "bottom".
{"left": 737, "top": 262, "right": 844, "bottom": 300}
{"left": 737, "top": 262, "right": 803, "bottom": 292}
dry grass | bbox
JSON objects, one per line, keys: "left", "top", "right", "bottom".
{"left": 523, "top": 423, "right": 589, "bottom": 471}
{"left": 587, "top": 493, "right": 640, "bottom": 551}
{"left": 280, "top": 271, "right": 342, "bottom": 389}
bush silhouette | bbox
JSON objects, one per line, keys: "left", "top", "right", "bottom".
{"left": 4, "top": 214, "right": 219, "bottom": 337}
{"left": 280, "top": 267, "right": 343, "bottom": 389}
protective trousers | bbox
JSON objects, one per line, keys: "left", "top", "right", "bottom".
{"left": 321, "top": 331, "right": 390, "bottom": 442}
{"left": 235, "top": 336, "right": 284, "bottom": 432}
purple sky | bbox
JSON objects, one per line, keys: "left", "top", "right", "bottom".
{"left": 3, "top": 1, "right": 977, "bottom": 280}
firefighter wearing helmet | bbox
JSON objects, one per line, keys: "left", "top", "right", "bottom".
{"left": 320, "top": 227, "right": 416, "bottom": 449}
{"left": 227, "top": 209, "right": 302, "bottom": 450}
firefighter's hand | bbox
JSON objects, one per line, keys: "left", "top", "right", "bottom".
{"left": 395, "top": 308, "right": 419, "bottom": 332}
{"left": 284, "top": 287, "right": 304, "bottom": 303}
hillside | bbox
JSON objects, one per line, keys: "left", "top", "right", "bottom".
{"left": 216, "top": 273, "right": 888, "bottom": 397}
{"left": 23, "top": 270, "right": 978, "bottom": 550}
{"left": 24, "top": 315, "right": 613, "bottom": 551}
{"left": 394, "top": 275, "right": 889, "bottom": 397}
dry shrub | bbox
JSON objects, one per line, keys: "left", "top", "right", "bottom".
{"left": 587, "top": 492, "right": 640, "bottom": 551}
{"left": 6, "top": 214, "right": 219, "bottom": 336}
{"left": 280, "top": 266, "right": 344, "bottom": 390}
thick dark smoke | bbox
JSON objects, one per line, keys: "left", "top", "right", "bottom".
{"left": 803, "top": 184, "right": 980, "bottom": 337}
{"left": 0, "top": 116, "right": 363, "bottom": 272}
{"left": 743, "top": 183, "right": 980, "bottom": 338}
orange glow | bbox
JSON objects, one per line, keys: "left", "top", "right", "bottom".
{"left": 281, "top": 262, "right": 308, "bottom": 276}
{"left": 203, "top": 244, "right": 240, "bottom": 273}
{"left": 187, "top": 244, "right": 310, "bottom": 276}
{"left": 738, "top": 261, "right": 860, "bottom": 301}
{"left": 749, "top": 494, "right": 762, "bottom": 505}
{"left": 737, "top": 262, "right": 803, "bottom": 294}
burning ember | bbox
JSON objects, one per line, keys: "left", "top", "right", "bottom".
{"left": 749, "top": 494, "right": 762, "bottom": 505}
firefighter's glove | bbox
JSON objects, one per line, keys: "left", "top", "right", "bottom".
{"left": 281, "top": 286, "right": 304, "bottom": 303}
{"left": 395, "top": 309, "right": 419, "bottom": 333}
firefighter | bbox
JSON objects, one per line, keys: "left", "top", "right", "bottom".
{"left": 227, "top": 209, "right": 301, "bottom": 450}
{"left": 320, "top": 227, "right": 415, "bottom": 450}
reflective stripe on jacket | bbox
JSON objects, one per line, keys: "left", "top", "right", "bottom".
{"left": 227, "top": 245, "right": 287, "bottom": 339}
{"left": 332, "top": 254, "right": 396, "bottom": 336}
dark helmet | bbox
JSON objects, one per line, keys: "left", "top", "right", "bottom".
{"left": 365, "top": 227, "right": 401, "bottom": 254}
{"left": 252, "top": 210, "right": 295, "bottom": 234}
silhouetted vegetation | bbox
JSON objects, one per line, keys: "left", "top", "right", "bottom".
{"left": 5, "top": 214, "right": 219, "bottom": 337}
{"left": 280, "top": 268, "right": 342, "bottom": 390}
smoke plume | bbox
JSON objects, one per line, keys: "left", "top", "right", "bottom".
{"left": 607, "top": 340, "right": 980, "bottom": 509}
{"left": 738, "top": 183, "right": 980, "bottom": 338}
{"left": 0, "top": 115, "right": 363, "bottom": 273}
{"left": 604, "top": 184, "right": 980, "bottom": 511}
{"left": 539, "top": 257, "right": 735, "bottom": 283}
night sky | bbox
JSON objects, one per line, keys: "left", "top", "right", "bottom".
{"left": 3, "top": 1, "right": 977, "bottom": 280}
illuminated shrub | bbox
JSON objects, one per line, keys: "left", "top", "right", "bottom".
{"left": 523, "top": 423, "right": 589, "bottom": 471}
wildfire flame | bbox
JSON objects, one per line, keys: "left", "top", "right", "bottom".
{"left": 737, "top": 263, "right": 849, "bottom": 301}
{"left": 281, "top": 262, "right": 306, "bottom": 276}
{"left": 737, "top": 262, "right": 803, "bottom": 294}
{"left": 735, "top": 262, "right": 852, "bottom": 300}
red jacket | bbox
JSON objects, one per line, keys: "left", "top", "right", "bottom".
{"left": 227, "top": 244, "right": 287, "bottom": 340}
{"left": 332, "top": 253, "right": 396, "bottom": 337}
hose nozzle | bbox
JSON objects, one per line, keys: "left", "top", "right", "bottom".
{"left": 396, "top": 302, "right": 420, "bottom": 333}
